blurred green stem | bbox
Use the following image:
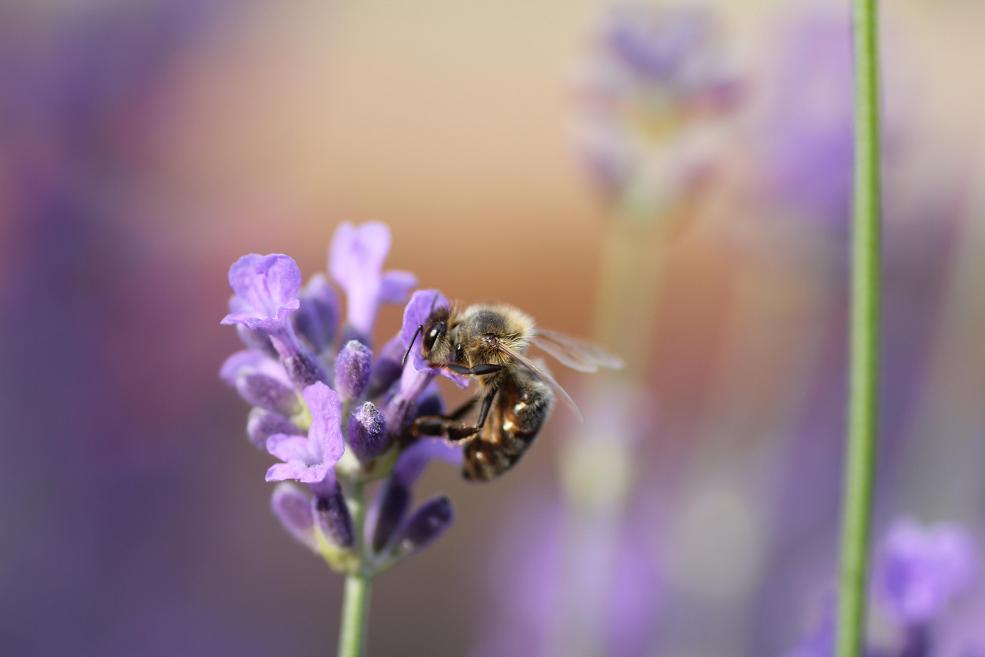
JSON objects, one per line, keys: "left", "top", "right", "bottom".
{"left": 837, "top": 1, "right": 882, "bottom": 657}
{"left": 338, "top": 480, "right": 371, "bottom": 657}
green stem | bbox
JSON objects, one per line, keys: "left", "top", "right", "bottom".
{"left": 337, "top": 481, "right": 372, "bottom": 657}
{"left": 837, "top": 1, "right": 882, "bottom": 657}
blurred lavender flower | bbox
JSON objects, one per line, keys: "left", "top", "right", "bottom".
{"left": 572, "top": 4, "right": 742, "bottom": 216}
{"left": 220, "top": 222, "right": 465, "bottom": 575}
{"left": 784, "top": 521, "right": 981, "bottom": 657}
{"left": 875, "top": 520, "right": 977, "bottom": 626}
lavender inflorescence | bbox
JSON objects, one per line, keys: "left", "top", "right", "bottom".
{"left": 220, "top": 221, "right": 465, "bottom": 576}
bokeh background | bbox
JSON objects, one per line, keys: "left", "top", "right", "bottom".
{"left": 3, "top": 1, "right": 985, "bottom": 656}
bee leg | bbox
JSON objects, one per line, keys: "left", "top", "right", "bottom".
{"left": 411, "top": 391, "right": 496, "bottom": 441}
{"left": 446, "top": 391, "right": 495, "bottom": 441}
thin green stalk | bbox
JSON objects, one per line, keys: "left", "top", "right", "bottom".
{"left": 337, "top": 481, "right": 371, "bottom": 657}
{"left": 837, "top": 1, "right": 882, "bottom": 657}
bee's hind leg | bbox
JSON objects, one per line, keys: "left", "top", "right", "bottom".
{"left": 411, "top": 391, "right": 495, "bottom": 441}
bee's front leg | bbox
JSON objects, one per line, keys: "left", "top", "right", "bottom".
{"left": 411, "top": 390, "right": 495, "bottom": 442}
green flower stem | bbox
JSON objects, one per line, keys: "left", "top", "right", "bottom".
{"left": 337, "top": 480, "right": 372, "bottom": 657}
{"left": 837, "top": 1, "right": 882, "bottom": 657}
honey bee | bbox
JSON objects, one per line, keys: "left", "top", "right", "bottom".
{"left": 403, "top": 303, "right": 623, "bottom": 481}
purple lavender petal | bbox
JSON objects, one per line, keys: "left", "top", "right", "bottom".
{"left": 221, "top": 254, "right": 301, "bottom": 331}
{"left": 246, "top": 408, "right": 302, "bottom": 449}
{"left": 219, "top": 349, "right": 264, "bottom": 385}
{"left": 264, "top": 461, "right": 333, "bottom": 484}
{"left": 263, "top": 383, "right": 345, "bottom": 484}
{"left": 265, "top": 434, "right": 311, "bottom": 462}
{"left": 335, "top": 340, "right": 372, "bottom": 401}
{"left": 875, "top": 519, "right": 977, "bottom": 625}
{"left": 392, "top": 437, "right": 463, "bottom": 487}
{"left": 270, "top": 483, "right": 317, "bottom": 551}
{"left": 313, "top": 481, "right": 354, "bottom": 548}
{"left": 328, "top": 221, "right": 418, "bottom": 335}
{"left": 394, "top": 495, "right": 453, "bottom": 555}
{"left": 235, "top": 323, "right": 277, "bottom": 357}
{"left": 303, "top": 382, "right": 345, "bottom": 466}
{"left": 234, "top": 373, "right": 301, "bottom": 417}
{"left": 293, "top": 273, "right": 340, "bottom": 354}
{"left": 379, "top": 270, "right": 417, "bottom": 303}
{"left": 347, "top": 401, "right": 389, "bottom": 462}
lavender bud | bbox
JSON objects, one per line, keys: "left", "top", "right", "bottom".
{"left": 397, "top": 496, "right": 453, "bottom": 555}
{"left": 347, "top": 401, "right": 389, "bottom": 462}
{"left": 413, "top": 387, "right": 444, "bottom": 419}
{"left": 313, "top": 483, "right": 354, "bottom": 548}
{"left": 271, "top": 483, "right": 316, "bottom": 551}
{"left": 335, "top": 340, "right": 372, "bottom": 401}
{"left": 294, "top": 274, "right": 339, "bottom": 354}
{"left": 236, "top": 373, "right": 301, "bottom": 417}
{"left": 366, "top": 335, "right": 404, "bottom": 398}
{"left": 372, "top": 481, "right": 410, "bottom": 552}
{"left": 247, "top": 408, "right": 302, "bottom": 449}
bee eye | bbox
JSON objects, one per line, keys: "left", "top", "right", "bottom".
{"left": 454, "top": 344, "right": 465, "bottom": 362}
{"left": 424, "top": 325, "right": 442, "bottom": 350}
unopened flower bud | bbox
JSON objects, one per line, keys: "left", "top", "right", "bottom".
{"left": 294, "top": 274, "right": 339, "bottom": 354}
{"left": 313, "top": 482, "right": 354, "bottom": 548}
{"left": 335, "top": 340, "right": 372, "bottom": 401}
{"left": 271, "top": 483, "right": 316, "bottom": 551}
{"left": 396, "top": 496, "right": 453, "bottom": 555}
{"left": 346, "top": 402, "right": 389, "bottom": 462}
{"left": 371, "top": 481, "right": 410, "bottom": 552}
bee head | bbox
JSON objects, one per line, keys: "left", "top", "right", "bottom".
{"left": 420, "top": 306, "right": 451, "bottom": 362}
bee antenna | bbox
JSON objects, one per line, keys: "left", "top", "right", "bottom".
{"left": 402, "top": 324, "right": 424, "bottom": 367}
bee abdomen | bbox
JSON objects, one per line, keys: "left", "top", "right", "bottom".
{"left": 461, "top": 380, "right": 553, "bottom": 482}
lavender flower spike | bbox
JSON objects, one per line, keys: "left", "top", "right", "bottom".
{"left": 265, "top": 382, "right": 345, "bottom": 484}
{"left": 875, "top": 519, "right": 977, "bottom": 625}
{"left": 329, "top": 222, "right": 417, "bottom": 337}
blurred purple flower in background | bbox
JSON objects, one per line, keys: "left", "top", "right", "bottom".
{"left": 783, "top": 521, "right": 981, "bottom": 657}
{"left": 875, "top": 520, "right": 976, "bottom": 627}
{"left": 572, "top": 3, "right": 742, "bottom": 216}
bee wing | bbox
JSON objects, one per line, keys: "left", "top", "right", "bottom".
{"left": 531, "top": 329, "right": 625, "bottom": 373}
{"left": 495, "top": 340, "right": 584, "bottom": 423}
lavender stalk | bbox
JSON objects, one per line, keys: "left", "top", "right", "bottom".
{"left": 837, "top": 1, "right": 882, "bottom": 656}
{"left": 337, "top": 480, "right": 370, "bottom": 657}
